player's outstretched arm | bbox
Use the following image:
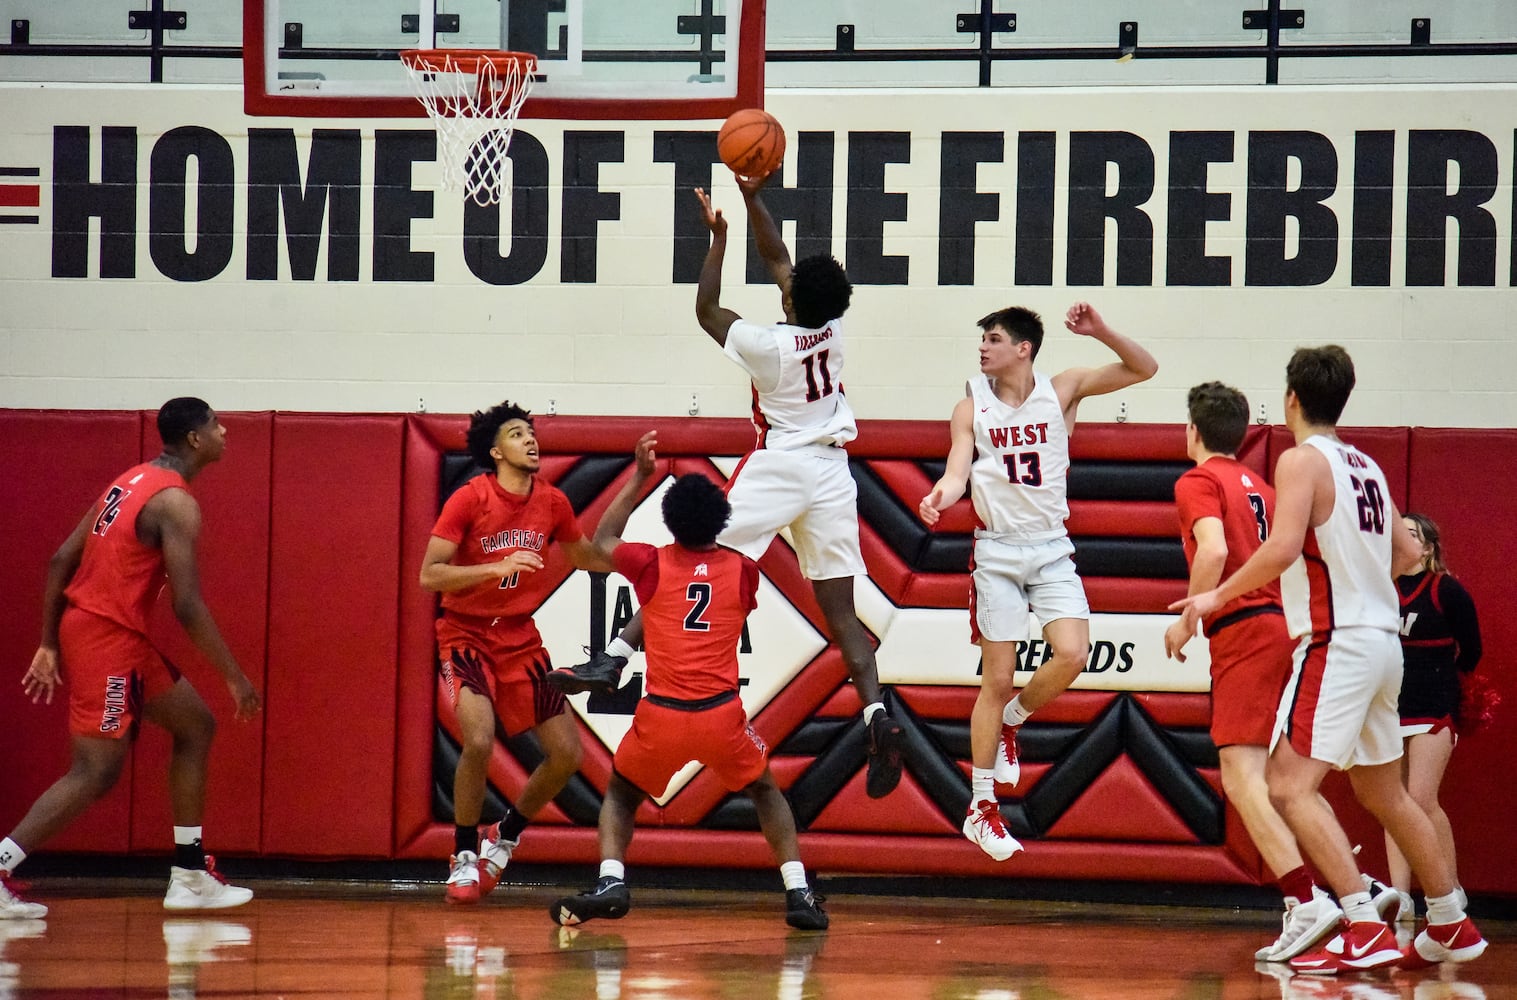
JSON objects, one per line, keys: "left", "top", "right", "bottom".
{"left": 155, "top": 490, "right": 261, "bottom": 721}
{"left": 919, "top": 397, "right": 975, "bottom": 526}
{"left": 738, "top": 173, "right": 793, "bottom": 291}
{"left": 1053, "top": 303, "right": 1159, "bottom": 410}
{"left": 586, "top": 431, "right": 660, "bottom": 565}
{"left": 694, "top": 188, "right": 742, "bottom": 346}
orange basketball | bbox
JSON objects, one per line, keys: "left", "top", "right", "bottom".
{"left": 717, "top": 108, "right": 786, "bottom": 179}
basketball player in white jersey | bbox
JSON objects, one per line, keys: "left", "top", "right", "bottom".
{"left": 918, "top": 304, "right": 1157, "bottom": 860}
{"left": 552, "top": 176, "right": 906, "bottom": 798}
{"left": 1174, "top": 346, "right": 1485, "bottom": 973}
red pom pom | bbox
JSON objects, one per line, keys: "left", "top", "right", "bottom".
{"left": 1455, "top": 671, "right": 1501, "bottom": 738}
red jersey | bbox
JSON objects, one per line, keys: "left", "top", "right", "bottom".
{"left": 64, "top": 462, "right": 189, "bottom": 635}
{"left": 430, "top": 474, "right": 583, "bottom": 639}
{"left": 614, "top": 542, "right": 759, "bottom": 701}
{"left": 1174, "top": 456, "right": 1281, "bottom": 634}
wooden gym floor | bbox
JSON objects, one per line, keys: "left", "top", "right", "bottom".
{"left": 1, "top": 876, "right": 1511, "bottom": 999}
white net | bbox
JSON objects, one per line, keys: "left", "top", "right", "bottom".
{"left": 400, "top": 50, "right": 536, "bottom": 207}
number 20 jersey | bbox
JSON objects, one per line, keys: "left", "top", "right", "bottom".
{"left": 1281, "top": 435, "right": 1399, "bottom": 638}
{"left": 968, "top": 372, "right": 1070, "bottom": 541}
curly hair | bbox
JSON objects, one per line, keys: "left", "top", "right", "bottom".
{"left": 661, "top": 474, "right": 731, "bottom": 548}
{"left": 466, "top": 400, "right": 533, "bottom": 470}
{"left": 789, "top": 254, "right": 852, "bottom": 329}
{"left": 157, "top": 397, "right": 213, "bottom": 447}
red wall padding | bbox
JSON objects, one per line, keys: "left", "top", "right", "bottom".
{"left": 2, "top": 410, "right": 1513, "bottom": 898}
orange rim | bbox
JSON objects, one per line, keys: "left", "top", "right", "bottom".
{"left": 398, "top": 49, "right": 538, "bottom": 74}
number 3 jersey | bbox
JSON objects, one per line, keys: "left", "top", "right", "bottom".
{"left": 1173, "top": 456, "right": 1282, "bottom": 635}
{"left": 723, "top": 318, "right": 857, "bottom": 452}
{"left": 430, "top": 473, "right": 583, "bottom": 626}
{"left": 613, "top": 541, "right": 759, "bottom": 701}
{"left": 968, "top": 372, "right": 1070, "bottom": 541}
{"left": 1281, "top": 436, "right": 1399, "bottom": 638}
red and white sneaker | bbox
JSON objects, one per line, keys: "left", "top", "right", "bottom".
{"left": 1401, "top": 916, "right": 1487, "bottom": 968}
{"left": 445, "top": 851, "right": 480, "bottom": 905}
{"left": 1289, "top": 919, "right": 1402, "bottom": 974}
{"left": 0, "top": 870, "right": 47, "bottom": 919}
{"left": 993, "top": 724, "right": 1022, "bottom": 786}
{"left": 477, "top": 823, "right": 517, "bottom": 896}
{"left": 962, "top": 799, "right": 1023, "bottom": 861}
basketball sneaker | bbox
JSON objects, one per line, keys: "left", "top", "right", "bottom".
{"left": 1257, "top": 886, "right": 1342, "bottom": 961}
{"left": 477, "top": 823, "right": 517, "bottom": 895}
{"left": 444, "top": 851, "right": 481, "bottom": 906}
{"left": 551, "top": 876, "right": 630, "bottom": 926}
{"left": 962, "top": 799, "right": 1023, "bottom": 861}
{"left": 1401, "top": 916, "right": 1487, "bottom": 968}
{"left": 784, "top": 887, "right": 829, "bottom": 931}
{"left": 1289, "top": 919, "right": 1402, "bottom": 974}
{"left": 865, "top": 712, "right": 904, "bottom": 799}
{"left": 162, "top": 918, "right": 252, "bottom": 965}
{"left": 163, "top": 857, "right": 253, "bottom": 911}
{"left": 994, "top": 723, "right": 1022, "bottom": 786}
{"left": 1362, "top": 874, "right": 1413, "bottom": 925}
{"left": 0, "top": 872, "right": 46, "bottom": 920}
{"left": 547, "top": 649, "right": 627, "bottom": 696}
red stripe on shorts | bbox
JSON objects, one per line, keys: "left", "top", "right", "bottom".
{"left": 1286, "top": 636, "right": 1330, "bottom": 757}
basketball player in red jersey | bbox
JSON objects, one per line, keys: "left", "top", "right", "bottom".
{"left": 1164, "top": 383, "right": 1340, "bottom": 962}
{"left": 1, "top": 398, "right": 261, "bottom": 919}
{"left": 550, "top": 436, "right": 828, "bottom": 931}
{"left": 1174, "top": 347, "right": 1486, "bottom": 973}
{"left": 420, "top": 400, "right": 622, "bottom": 905}
{"left": 555, "top": 175, "right": 905, "bottom": 801}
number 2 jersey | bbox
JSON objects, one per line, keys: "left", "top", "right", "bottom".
{"left": 429, "top": 473, "right": 583, "bottom": 644}
{"left": 968, "top": 372, "right": 1070, "bottom": 541}
{"left": 64, "top": 462, "right": 190, "bottom": 635}
{"left": 723, "top": 317, "right": 857, "bottom": 452}
{"left": 1280, "top": 436, "right": 1399, "bottom": 639}
{"left": 613, "top": 541, "right": 759, "bottom": 701}
{"left": 1173, "top": 456, "right": 1282, "bottom": 635}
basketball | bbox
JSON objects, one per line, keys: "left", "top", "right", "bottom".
{"left": 717, "top": 108, "right": 786, "bottom": 180}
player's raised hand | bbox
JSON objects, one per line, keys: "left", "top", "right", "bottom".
{"left": 735, "top": 172, "right": 770, "bottom": 196}
{"left": 22, "top": 646, "right": 61, "bottom": 704}
{"left": 632, "top": 431, "right": 658, "bottom": 478}
{"left": 1064, "top": 301, "right": 1108, "bottom": 337}
{"left": 694, "top": 187, "right": 727, "bottom": 237}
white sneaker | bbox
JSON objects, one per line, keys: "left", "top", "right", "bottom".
{"left": 445, "top": 850, "right": 481, "bottom": 905}
{"left": 0, "top": 873, "right": 47, "bottom": 920}
{"left": 162, "top": 919, "right": 252, "bottom": 964}
{"left": 477, "top": 824, "right": 517, "bottom": 895}
{"left": 1258, "top": 886, "right": 1342, "bottom": 962}
{"left": 163, "top": 858, "right": 253, "bottom": 911}
{"left": 962, "top": 799, "right": 1023, "bottom": 861}
{"left": 993, "top": 724, "right": 1022, "bottom": 786}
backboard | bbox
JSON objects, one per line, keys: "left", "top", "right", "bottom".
{"left": 244, "top": 0, "right": 765, "bottom": 119}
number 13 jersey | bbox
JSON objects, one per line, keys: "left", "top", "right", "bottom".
{"left": 1281, "top": 435, "right": 1399, "bottom": 638}
{"left": 968, "top": 372, "right": 1070, "bottom": 542}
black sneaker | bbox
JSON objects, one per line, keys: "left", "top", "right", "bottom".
{"left": 550, "top": 876, "right": 630, "bottom": 926}
{"left": 865, "top": 712, "right": 904, "bottom": 799}
{"left": 547, "top": 649, "right": 628, "bottom": 696}
{"left": 785, "top": 887, "right": 829, "bottom": 931}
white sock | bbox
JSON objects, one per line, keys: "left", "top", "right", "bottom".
{"left": 1002, "top": 696, "right": 1031, "bottom": 728}
{"left": 173, "top": 826, "right": 203, "bottom": 846}
{"left": 779, "top": 861, "right": 807, "bottom": 891}
{"left": 971, "top": 767, "right": 995, "bottom": 804}
{"left": 0, "top": 837, "right": 25, "bottom": 873}
{"left": 862, "top": 702, "right": 884, "bottom": 724}
{"left": 605, "top": 637, "right": 636, "bottom": 660}
{"left": 1339, "top": 890, "right": 1378, "bottom": 924}
{"left": 1425, "top": 889, "right": 1465, "bottom": 925}
{"left": 599, "top": 859, "right": 626, "bottom": 882}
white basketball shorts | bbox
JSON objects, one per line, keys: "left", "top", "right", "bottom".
{"left": 719, "top": 447, "right": 865, "bottom": 581}
{"left": 1273, "top": 626, "right": 1404, "bottom": 769}
{"left": 970, "top": 533, "right": 1089, "bottom": 643}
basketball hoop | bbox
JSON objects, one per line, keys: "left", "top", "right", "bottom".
{"left": 399, "top": 49, "right": 537, "bottom": 207}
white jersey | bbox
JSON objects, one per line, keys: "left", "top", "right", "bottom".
{"left": 968, "top": 372, "right": 1070, "bottom": 541}
{"left": 1280, "top": 435, "right": 1400, "bottom": 638}
{"left": 723, "top": 317, "right": 857, "bottom": 452}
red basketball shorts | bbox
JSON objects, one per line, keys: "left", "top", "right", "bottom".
{"left": 60, "top": 607, "right": 181, "bottom": 739}
{"left": 1207, "top": 610, "right": 1296, "bottom": 748}
{"left": 614, "top": 696, "right": 767, "bottom": 798}
{"left": 435, "top": 615, "right": 565, "bottom": 737}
